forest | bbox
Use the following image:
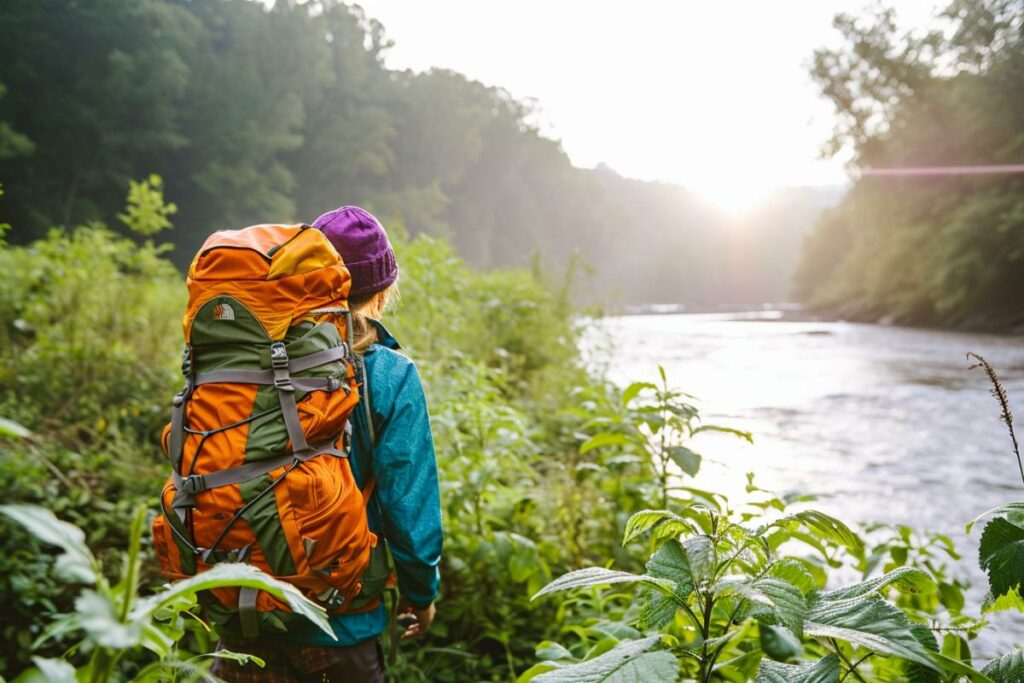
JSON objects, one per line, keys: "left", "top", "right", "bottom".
{"left": 0, "top": 0, "right": 833, "bottom": 308}
{"left": 794, "top": 0, "right": 1024, "bottom": 329}
{"left": 1, "top": 0, "right": 1024, "bottom": 682}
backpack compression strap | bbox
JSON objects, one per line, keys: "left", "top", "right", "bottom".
{"left": 166, "top": 341, "right": 351, "bottom": 521}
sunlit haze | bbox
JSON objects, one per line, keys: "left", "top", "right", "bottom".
{"left": 358, "top": 0, "right": 941, "bottom": 213}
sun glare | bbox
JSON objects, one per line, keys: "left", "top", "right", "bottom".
{"left": 694, "top": 178, "right": 777, "bottom": 218}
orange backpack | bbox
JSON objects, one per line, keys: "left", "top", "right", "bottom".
{"left": 152, "top": 224, "right": 378, "bottom": 637}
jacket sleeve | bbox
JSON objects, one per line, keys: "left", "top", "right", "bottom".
{"left": 371, "top": 358, "right": 443, "bottom": 608}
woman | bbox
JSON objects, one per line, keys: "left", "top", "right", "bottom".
{"left": 214, "top": 206, "right": 443, "bottom": 682}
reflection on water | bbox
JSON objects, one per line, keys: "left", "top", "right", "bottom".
{"left": 597, "top": 313, "right": 1024, "bottom": 654}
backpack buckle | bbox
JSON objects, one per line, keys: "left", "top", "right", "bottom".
{"left": 180, "top": 474, "right": 206, "bottom": 494}
{"left": 316, "top": 587, "right": 346, "bottom": 609}
{"left": 269, "top": 342, "right": 289, "bottom": 369}
{"left": 269, "top": 342, "right": 294, "bottom": 391}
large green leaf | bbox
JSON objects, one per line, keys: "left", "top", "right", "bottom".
{"left": 76, "top": 590, "right": 142, "bottom": 649}
{"left": 819, "top": 566, "right": 935, "bottom": 602}
{"left": 132, "top": 563, "right": 333, "bottom": 637}
{"left": 681, "top": 535, "right": 715, "bottom": 585}
{"left": 532, "top": 567, "right": 675, "bottom": 601}
{"left": 621, "top": 382, "right": 657, "bottom": 406}
{"left": 982, "top": 649, "right": 1024, "bottom": 682}
{"left": 766, "top": 510, "right": 863, "bottom": 554}
{"left": 967, "top": 503, "right": 1024, "bottom": 533}
{"left": 533, "top": 636, "right": 678, "bottom": 683}
{"left": 903, "top": 623, "right": 941, "bottom": 683}
{"left": 715, "top": 580, "right": 774, "bottom": 606}
{"left": 637, "top": 587, "right": 679, "bottom": 630}
{"left": 645, "top": 540, "right": 694, "bottom": 596}
{"left": 759, "top": 624, "right": 804, "bottom": 663}
{"left": 666, "top": 446, "right": 701, "bottom": 476}
{"left": 755, "top": 654, "right": 840, "bottom": 683}
{"left": 0, "top": 504, "right": 96, "bottom": 584}
{"left": 767, "top": 559, "right": 818, "bottom": 594}
{"left": 753, "top": 577, "right": 807, "bottom": 638}
{"left": 805, "top": 596, "right": 936, "bottom": 670}
{"left": 979, "top": 517, "right": 1024, "bottom": 598}
{"left": 622, "top": 510, "right": 693, "bottom": 546}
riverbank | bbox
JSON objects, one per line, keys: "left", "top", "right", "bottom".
{"left": 621, "top": 302, "right": 1024, "bottom": 335}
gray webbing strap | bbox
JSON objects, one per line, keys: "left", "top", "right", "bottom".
{"left": 289, "top": 344, "right": 349, "bottom": 373}
{"left": 169, "top": 345, "right": 195, "bottom": 476}
{"left": 238, "top": 586, "right": 259, "bottom": 638}
{"left": 271, "top": 342, "right": 310, "bottom": 456}
{"left": 356, "top": 354, "right": 376, "bottom": 445}
{"left": 194, "top": 370, "right": 342, "bottom": 394}
{"left": 192, "top": 345, "right": 349, "bottom": 387}
{"left": 169, "top": 392, "right": 188, "bottom": 474}
{"left": 171, "top": 442, "right": 347, "bottom": 509}
{"left": 195, "top": 369, "right": 273, "bottom": 385}
{"left": 200, "top": 543, "right": 251, "bottom": 565}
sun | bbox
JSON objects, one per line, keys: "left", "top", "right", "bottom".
{"left": 693, "top": 177, "right": 777, "bottom": 218}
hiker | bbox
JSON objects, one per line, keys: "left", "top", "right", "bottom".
{"left": 210, "top": 207, "right": 444, "bottom": 682}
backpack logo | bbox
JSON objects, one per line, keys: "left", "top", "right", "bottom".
{"left": 212, "top": 303, "right": 235, "bottom": 321}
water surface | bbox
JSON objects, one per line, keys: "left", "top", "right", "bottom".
{"left": 599, "top": 313, "right": 1024, "bottom": 654}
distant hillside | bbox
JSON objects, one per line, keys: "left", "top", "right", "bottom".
{"left": 0, "top": 0, "right": 841, "bottom": 308}
{"left": 569, "top": 173, "right": 844, "bottom": 306}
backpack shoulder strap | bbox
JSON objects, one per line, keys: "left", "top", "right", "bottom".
{"left": 356, "top": 353, "right": 376, "bottom": 446}
{"left": 353, "top": 353, "right": 378, "bottom": 500}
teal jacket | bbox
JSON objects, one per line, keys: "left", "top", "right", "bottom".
{"left": 291, "top": 321, "right": 443, "bottom": 646}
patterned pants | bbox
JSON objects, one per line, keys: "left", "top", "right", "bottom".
{"left": 211, "top": 637, "right": 385, "bottom": 683}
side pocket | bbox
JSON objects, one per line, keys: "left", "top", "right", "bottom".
{"left": 346, "top": 538, "right": 390, "bottom": 611}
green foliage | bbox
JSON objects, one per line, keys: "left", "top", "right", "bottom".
{"left": 978, "top": 517, "right": 1024, "bottom": 598}
{"left": 529, "top": 635, "right": 678, "bottom": 682}
{"left": 0, "top": 504, "right": 326, "bottom": 682}
{"left": 528, "top": 379, "right": 991, "bottom": 683}
{"left": 118, "top": 175, "right": 177, "bottom": 237}
{"left": 982, "top": 649, "right": 1024, "bottom": 683}
{"left": 0, "top": 223, "right": 182, "bottom": 442}
{"left": 958, "top": 357, "right": 1024, "bottom": 683}
{"left": 0, "top": 181, "right": 185, "bottom": 673}
{"left": 0, "top": 0, "right": 827, "bottom": 306}
{"left": 377, "top": 233, "right": 662, "bottom": 680}
{"left": 755, "top": 654, "right": 840, "bottom": 683}
{"left": 0, "top": 172, "right": 1015, "bottom": 682}
{"left": 796, "top": 0, "right": 1024, "bottom": 327}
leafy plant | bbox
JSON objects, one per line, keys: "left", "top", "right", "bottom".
{"left": 0, "top": 504, "right": 331, "bottom": 682}
{"left": 118, "top": 175, "right": 178, "bottom": 238}
{"left": 529, "top": 501, "right": 988, "bottom": 682}
{"left": 578, "top": 366, "right": 751, "bottom": 510}
{"left": 961, "top": 354, "right": 1024, "bottom": 683}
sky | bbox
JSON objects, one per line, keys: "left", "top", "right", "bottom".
{"left": 357, "top": 0, "right": 942, "bottom": 212}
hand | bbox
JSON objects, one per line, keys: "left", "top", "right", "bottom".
{"left": 397, "top": 598, "right": 435, "bottom": 639}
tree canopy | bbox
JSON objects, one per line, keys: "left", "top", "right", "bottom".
{"left": 795, "top": 0, "right": 1024, "bottom": 328}
{"left": 0, "top": 0, "right": 826, "bottom": 306}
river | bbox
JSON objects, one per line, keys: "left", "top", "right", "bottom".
{"left": 598, "top": 312, "right": 1024, "bottom": 655}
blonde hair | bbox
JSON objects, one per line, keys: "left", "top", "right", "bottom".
{"left": 349, "top": 281, "right": 399, "bottom": 354}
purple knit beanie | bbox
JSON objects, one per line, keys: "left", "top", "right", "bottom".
{"left": 311, "top": 206, "right": 398, "bottom": 299}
